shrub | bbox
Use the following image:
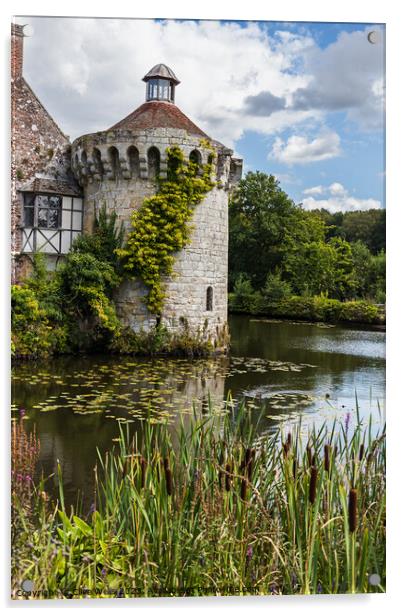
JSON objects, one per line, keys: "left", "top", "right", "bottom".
{"left": 262, "top": 271, "right": 292, "bottom": 305}
{"left": 338, "top": 300, "right": 380, "bottom": 323}
{"left": 230, "top": 274, "right": 260, "bottom": 313}
{"left": 228, "top": 292, "right": 383, "bottom": 324}
{"left": 72, "top": 205, "right": 124, "bottom": 273}
{"left": 11, "top": 285, "right": 53, "bottom": 358}
{"left": 56, "top": 253, "right": 122, "bottom": 351}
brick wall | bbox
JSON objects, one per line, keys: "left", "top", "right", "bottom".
{"left": 11, "top": 23, "right": 71, "bottom": 283}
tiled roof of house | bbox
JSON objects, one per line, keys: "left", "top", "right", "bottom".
{"left": 19, "top": 176, "right": 82, "bottom": 197}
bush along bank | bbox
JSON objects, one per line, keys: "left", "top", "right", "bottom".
{"left": 11, "top": 258, "right": 216, "bottom": 361}
{"left": 228, "top": 291, "right": 384, "bottom": 325}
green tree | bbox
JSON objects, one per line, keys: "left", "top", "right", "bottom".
{"left": 229, "top": 171, "right": 326, "bottom": 290}
{"left": 262, "top": 271, "right": 292, "bottom": 304}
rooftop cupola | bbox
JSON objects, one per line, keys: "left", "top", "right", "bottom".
{"left": 142, "top": 63, "right": 180, "bottom": 103}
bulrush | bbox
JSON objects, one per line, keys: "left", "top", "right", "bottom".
{"left": 287, "top": 433, "right": 292, "bottom": 448}
{"left": 283, "top": 442, "right": 290, "bottom": 458}
{"left": 324, "top": 444, "right": 331, "bottom": 473}
{"left": 225, "top": 462, "right": 232, "bottom": 492}
{"left": 247, "top": 449, "right": 256, "bottom": 480}
{"left": 240, "top": 478, "right": 247, "bottom": 501}
{"left": 306, "top": 445, "right": 312, "bottom": 467}
{"left": 163, "top": 457, "right": 173, "bottom": 496}
{"left": 348, "top": 488, "right": 358, "bottom": 533}
{"left": 359, "top": 444, "right": 364, "bottom": 462}
{"left": 122, "top": 456, "right": 131, "bottom": 479}
{"left": 140, "top": 456, "right": 147, "bottom": 489}
{"left": 309, "top": 466, "right": 318, "bottom": 504}
{"left": 218, "top": 451, "right": 224, "bottom": 488}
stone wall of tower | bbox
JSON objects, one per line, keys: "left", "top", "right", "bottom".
{"left": 71, "top": 127, "right": 241, "bottom": 347}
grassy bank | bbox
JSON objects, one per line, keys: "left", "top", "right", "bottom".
{"left": 12, "top": 402, "right": 385, "bottom": 598}
{"left": 229, "top": 292, "right": 385, "bottom": 325}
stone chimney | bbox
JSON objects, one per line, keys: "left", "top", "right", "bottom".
{"left": 11, "top": 23, "right": 25, "bottom": 80}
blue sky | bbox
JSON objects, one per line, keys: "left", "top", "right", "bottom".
{"left": 233, "top": 21, "right": 385, "bottom": 210}
{"left": 18, "top": 17, "right": 385, "bottom": 213}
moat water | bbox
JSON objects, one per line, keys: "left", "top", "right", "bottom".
{"left": 12, "top": 315, "right": 385, "bottom": 507}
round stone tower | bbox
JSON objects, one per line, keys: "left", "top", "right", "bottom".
{"left": 71, "top": 64, "right": 242, "bottom": 347}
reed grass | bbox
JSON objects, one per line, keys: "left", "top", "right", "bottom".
{"left": 11, "top": 401, "right": 386, "bottom": 598}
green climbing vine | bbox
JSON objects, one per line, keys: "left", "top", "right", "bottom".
{"left": 117, "top": 144, "right": 215, "bottom": 314}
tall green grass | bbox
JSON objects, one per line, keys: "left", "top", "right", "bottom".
{"left": 12, "top": 402, "right": 385, "bottom": 598}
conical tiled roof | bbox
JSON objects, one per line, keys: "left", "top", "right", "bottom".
{"left": 109, "top": 101, "right": 210, "bottom": 138}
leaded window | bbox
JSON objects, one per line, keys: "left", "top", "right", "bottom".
{"left": 21, "top": 193, "right": 83, "bottom": 255}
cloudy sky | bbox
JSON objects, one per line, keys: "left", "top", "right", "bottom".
{"left": 16, "top": 17, "right": 385, "bottom": 212}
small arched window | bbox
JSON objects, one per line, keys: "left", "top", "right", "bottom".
{"left": 167, "top": 148, "right": 181, "bottom": 179}
{"left": 108, "top": 146, "right": 120, "bottom": 177}
{"left": 189, "top": 149, "right": 201, "bottom": 173}
{"left": 127, "top": 146, "right": 140, "bottom": 178}
{"left": 206, "top": 286, "right": 213, "bottom": 311}
{"left": 92, "top": 148, "right": 104, "bottom": 176}
{"left": 148, "top": 147, "right": 160, "bottom": 179}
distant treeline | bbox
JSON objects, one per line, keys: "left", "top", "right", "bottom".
{"left": 228, "top": 172, "right": 385, "bottom": 311}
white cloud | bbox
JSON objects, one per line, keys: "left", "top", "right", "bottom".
{"left": 303, "top": 185, "right": 324, "bottom": 195}
{"left": 18, "top": 17, "right": 317, "bottom": 145}
{"left": 16, "top": 17, "right": 384, "bottom": 163}
{"left": 302, "top": 184, "right": 381, "bottom": 213}
{"left": 328, "top": 182, "right": 347, "bottom": 196}
{"left": 290, "top": 27, "right": 385, "bottom": 131}
{"left": 270, "top": 131, "right": 341, "bottom": 165}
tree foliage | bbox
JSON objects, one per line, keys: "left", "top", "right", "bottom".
{"left": 229, "top": 171, "right": 385, "bottom": 303}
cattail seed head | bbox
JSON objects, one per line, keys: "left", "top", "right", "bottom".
{"left": 309, "top": 466, "right": 318, "bottom": 504}
{"left": 287, "top": 433, "right": 292, "bottom": 447}
{"left": 348, "top": 488, "right": 358, "bottom": 533}
{"left": 324, "top": 444, "right": 331, "bottom": 473}
{"left": 306, "top": 445, "right": 312, "bottom": 467}
{"left": 165, "top": 468, "right": 173, "bottom": 496}
{"left": 240, "top": 478, "right": 247, "bottom": 501}
{"left": 359, "top": 444, "right": 364, "bottom": 462}
{"left": 163, "top": 460, "right": 173, "bottom": 496}
{"left": 247, "top": 449, "right": 256, "bottom": 480}
{"left": 140, "top": 457, "right": 147, "bottom": 489}
{"left": 122, "top": 456, "right": 131, "bottom": 479}
{"left": 283, "top": 442, "right": 290, "bottom": 458}
{"left": 225, "top": 463, "right": 232, "bottom": 492}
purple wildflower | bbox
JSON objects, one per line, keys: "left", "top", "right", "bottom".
{"left": 246, "top": 545, "right": 253, "bottom": 560}
{"left": 345, "top": 412, "right": 351, "bottom": 435}
{"left": 19, "top": 408, "right": 26, "bottom": 417}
